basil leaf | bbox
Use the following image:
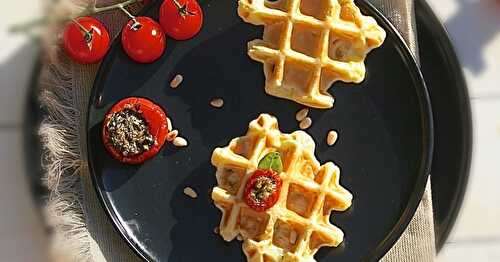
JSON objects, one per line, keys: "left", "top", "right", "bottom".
{"left": 258, "top": 152, "right": 283, "bottom": 173}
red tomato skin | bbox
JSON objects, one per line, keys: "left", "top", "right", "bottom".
{"left": 63, "top": 17, "right": 110, "bottom": 64}
{"left": 121, "top": 17, "right": 167, "bottom": 63}
{"left": 102, "top": 97, "right": 170, "bottom": 164}
{"left": 159, "top": 0, "right": 203, "bottom": 40}
{"left": 244, "top": 169, "right": 282, "bottom": 212}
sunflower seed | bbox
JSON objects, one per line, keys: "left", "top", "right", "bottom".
{"left": 183, "top": 187, "right": 197, "bottom": 198}
{"left": 210, "top": 98, "right": 224, "bottom": 108}
{"left": 166, "top": 117, "right": 172, "bottom": 131}
{"left": 299, "top": 117, "right": 312, "bottom": 130}
{"left": 170, "top": 74, "right": 183, "bottom": 88}
{"left": 173, "top": 136, "right": 188, "bottom": 147}
{"left": 327, "top": 130, "right": 338, "bottom": 146}
{"left": 295, "top": 108, "right": 309, "bottom": 122}
{"left": 166, "top": 129, "right": 179, "bottom": 142}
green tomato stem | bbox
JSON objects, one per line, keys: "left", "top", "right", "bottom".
{"left": 9, "top": 0, "right": 141, "bottom": 34}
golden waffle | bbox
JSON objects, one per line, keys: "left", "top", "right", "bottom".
{"left": 211, "top": 114, "right": 352, "bottom": 261}
{"left": 238, "top": 0, "right": 386, "bottom": 108}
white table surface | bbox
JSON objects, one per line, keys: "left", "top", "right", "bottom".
{"left": 1, "top": 0, "right": 499, "bottom": 261}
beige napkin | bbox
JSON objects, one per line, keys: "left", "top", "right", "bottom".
{"left": 38, "top": 0, "right": 435, "bottom": 261}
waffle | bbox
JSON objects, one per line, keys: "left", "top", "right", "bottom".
{"left": 211, "top": 114, "right": 352, "bottom": 262}
{"left": 238, "top": 0, "right": 386, "bottom": 108}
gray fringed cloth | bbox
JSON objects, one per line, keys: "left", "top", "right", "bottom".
{"left": 38, "top": 0, "right": 435, "bottom": 261}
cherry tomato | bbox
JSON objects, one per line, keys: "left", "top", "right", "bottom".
{"left": 121, "top": 17, "right": 166, "bottom": 63}
{"left": 159, "top": 0, "right": 203, "bottom": 40}
{"left": 102, "top": 97, "right": 169, "bottom": 164}
{"left": 244, "top": 169, "right": 282, "bottom": 212}
{"left": 63, "top": 17, "right": 110, "bottom": 64}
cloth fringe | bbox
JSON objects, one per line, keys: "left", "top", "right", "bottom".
{"left": 36, "top": 1, "right": 140, "bottom": 260}
{"left": 38, "top": 55, "right": 92, "bottom": 262}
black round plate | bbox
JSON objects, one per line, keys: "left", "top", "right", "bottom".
{"left": 415, "top": 0, "right": 472, "bottom": 252}
{"left": 87, "top": 0, "right": 433, "bottom": 261}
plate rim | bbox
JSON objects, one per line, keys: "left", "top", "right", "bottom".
{"left": 85, "top": 0, "right": 434, "bottom": 261}
{"left": 353, "top": 1, "right": 434, "bottom": 260}
{"left": 415, "top": 0, "right": 473, "bottom": 252}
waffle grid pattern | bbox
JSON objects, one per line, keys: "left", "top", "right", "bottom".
{"left": 238, "top": 0, "right": 386, "bottom": 108}
{"left": 211, "top": 114, "right": 353, "bottom": 261}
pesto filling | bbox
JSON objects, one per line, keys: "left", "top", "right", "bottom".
{"left": 106, "top": 107, "right": 155, "bottom": 156}
{"left": 250, "top": 176, "right": 277, "bottom": 203}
